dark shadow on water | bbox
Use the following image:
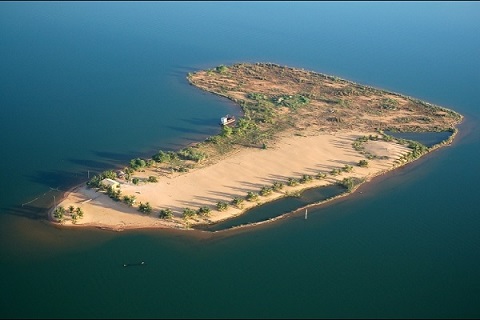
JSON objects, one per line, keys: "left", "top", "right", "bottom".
{"left": 194, "top": 184, "right": 347, "bottom": 232}
{"left": 27, "top": 169, "right": 86, "bottom": 191}
{"left": 93, "top": 150, "right": 142, "bottom": 164}
{"left": 384, "top": 130, "right": 453, "bottom": 148}
{"left": 179, "top": 117, "right": 222, "bottom": 128}
{"left": 166, "top": 125, "right": 215, "bottom": 136}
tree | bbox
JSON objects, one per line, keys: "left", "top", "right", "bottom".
{"left": 215, "top": 65, "right": 228, "bottom": 73}
{"left": 130, "top": 158, "right": 147, "bottom": 170}
{"left": 53, "top": 206, "right": 65, "bottom": 221}
{"left": 287, "top": 178, "right": 299, "bottom": 186}
{"left": 159, "top": 208, "right": 173, "bottom": 219}
{"left": 272, "top": 181, "right": 284, "bottom": 191}
{"left": 315, "top": 172, "right": 327, "bottom": 179}
{"left": 221, "top": 125, "right": 233, "bottom": 137}
{"left": 231, "top": 197, "right": 244, "bottom": 208}
{"left": 259, "top": 186, "right": 272, "bottom": 196}
{"left": 358, "top": 159, "right": 369, "bottom": 167}
{"left": 182, "top": 207, "right": 196, "bottom": 219}
{"left": 138, "top": 202, "right": 152, "bottom": 214}
{"left": 75, "top": 207, "right": 84, "bottom": 218}
{"left": 299, "top": 175, "right": 313, "bottom": 184}
{"left": 246, "top": 191, "right": 259, "bottom": 202}
{"left": 197, "top": 206, "right": 211, "bottom": 217}
{"left": 216, "top": 201, "right": 228, "bottom": 211}
{"left": 123, "top": 195, "right": 136, "bottom": 206}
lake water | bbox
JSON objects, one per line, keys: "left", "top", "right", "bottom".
{"left": 1, "top": 2, "right": 479, "bottom": 318}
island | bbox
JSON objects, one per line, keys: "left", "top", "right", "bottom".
{"left": 51, "top": 63, "right": 463, "bottom": 232}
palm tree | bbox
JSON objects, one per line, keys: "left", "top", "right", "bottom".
{"left": 75, "top": 207, "right": 84, "bottom": 218}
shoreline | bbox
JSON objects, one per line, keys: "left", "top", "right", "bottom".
{"left": 50, "top": 63, "right": 463, "bottom": 233}
{"left": 51, "top": 129, "right": 457, "bottom": 233}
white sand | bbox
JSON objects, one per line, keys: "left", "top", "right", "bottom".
{"left": 54, "top": 131, "right": 411, "bottom": 231}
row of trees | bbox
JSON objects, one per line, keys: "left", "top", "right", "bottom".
{"left": 53, "top": 205, "right": 84, "bottom": 223}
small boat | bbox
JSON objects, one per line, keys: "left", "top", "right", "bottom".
{"left": 220, "top": 114, "right": 236, "bottom": 126}
{"left": 123, "top": 261, "right": 145, "bottom": 267}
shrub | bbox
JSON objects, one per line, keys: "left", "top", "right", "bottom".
{"left": 147, "top": 176, "right": 158, "bottom": 183}
{"left": 182, "top": 207, "right": 196, "bottom": 219}
{"left": 287, "top": 178, "right": 299, "bottom": 186}
{"left": 216, "top": 201, "right": 228, "bottom": 211}
{"left": 231, "top": 197, "right": 244, "bottom": 208}
{"left": 138, "top": 202, "right": 152, "bottom": 214}
{"left": 358, "top": 159, "right": 369, "bottom": 167}
{"left": 338, "top": 177, "right": 364, "bottom": 192}
{"left": 246, "top": 191, "right": 259, "bottom": 202}
{"left": 299, "top": 174, "right": 313, "bottom": 184}
{"left": 123, "top": 195, "right": 136, "bottom": 206}
{"left": 197, "top": 206, "right": 211, "bottom": 217}
{"left": 259, "top": 186, "right": 273, "bottom": 196}
{"left": 159, "top": 208, "right": 173, "bottom": 219}
{"left": 272, "top": 181, "right": 284, "bottom": 191}
{"left": 177, "top": 147, "right": 207, "bottom": 162}
{"left": 330, "top": 168, "right": 341, "bottom": 176}
{"left": 315, "top": 172, "right": 327, "bottom": 179}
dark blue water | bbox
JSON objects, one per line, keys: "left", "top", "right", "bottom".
{"left": 1, "top": 2, "right": 479, "bottom": 318}
{"left": 384, "top": 130, "right": 453, "bottom": 148}
{"left": 196, "top": 184, "right": 346, "bottom": 232}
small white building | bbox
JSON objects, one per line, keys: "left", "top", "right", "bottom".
{"left": 101, "top": 178, "right": 120, "bottom": 189}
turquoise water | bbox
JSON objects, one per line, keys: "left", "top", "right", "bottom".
{"left": 1, "top": 2, "right": 479, "bottom": 318}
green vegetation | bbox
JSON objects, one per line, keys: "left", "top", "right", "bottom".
{"left": 231, "top": 197, "right": 244, "bottom": 208}
{"left": 106, "top": 185, "right": 121, "bottom": 201}
{"left": 177, "top": 147, "right": 207, "bottom": 162}
{"left": 122, "top": 195, "right": 136, "bottom": 206}
{"left": 159, "top": 208, "right": 173, "bottom": 219}
{"left": 152, "top": 150, "right": 177, "bottom": 163}
{"left": 358, "top": 159, "right": 369, "bottom": 167}
{"left": 182, "top": 207, "right": 196, "bottom": 219}
{"left": 86, "top": 170, "right": 118, "bottom": 188}
{"left": 197, "top": 206, "right": 211, "bottom": 217}
{"left": 245, "top": 191, "right": 259, "bottom": 202}
{"left": 138, "top": 202, "right": 152, "bottom": 214}
{"left": 287, "top": 178, "right": 299, "bottom": 186}
{"left": 272, "top": 181, "right": 284, "bottom": 191}
{"left": 216, "top": 201, "right": 228, "bottom": 211}
{"left": 215, "top": 65, "right": 228, "bottom": 74}
{"left": 53, "top": 206, "right": 65, "bottom": 220}
{"left": 259, "top": 186, "right": 273, "bottom": 196}
{"left": 53, "top": 205, "right": 83, "bottom": 223}
{"left": 330, "top": 168, "right": 341, "bottom": 176}
{"left": 315, "top": 172, "right": 327, "bottom": 179}
{"left": 338, "top": 177, "right": 364, "bottom": 192}
{"left": 147, "top": 176, "right": 158, "bottom": 183}
{"left": 130, "top": 158, "right": 147, "bottom": 170}
{"left": 299, "top": 174, "right": 313, "bottom": 184}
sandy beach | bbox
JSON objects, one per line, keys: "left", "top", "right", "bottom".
{"left": 51, "top": 63, "right": 463, "bottom": 232}
{"left": 54, "top": 130, "right": 412, "bottom": 231}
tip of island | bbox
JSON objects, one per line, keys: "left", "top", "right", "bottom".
{"left": 51, "top": 62, "right": 463, "bottom": 232}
